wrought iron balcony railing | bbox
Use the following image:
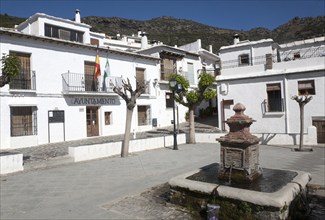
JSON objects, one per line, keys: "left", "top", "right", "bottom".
{"left": 262, "top": 98, "right": 284, "bottom": 113}
{"left": 221, "top": 46, "right": 325, "bottom": 70}
{"left": 62, "top": 72, "right": 122, "bottom": 93}
{"left": 9, "top": 71, "right": 36, "bottom": 90}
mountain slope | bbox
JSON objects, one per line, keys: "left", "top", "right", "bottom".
{"left": 1, "top": 13, "right": 324, "bottom": 51}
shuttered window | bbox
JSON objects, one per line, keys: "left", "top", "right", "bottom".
{"left": 84, "top": 61, "right": 96, "bottom": 91}
{"left": 298, "top": 80, "right": 315, "bottom": 95}
{"left": 138, "top": 105, "right": 151, "bottom": 126}
{"left": 266, "top": 83, "right": 282, "bottom": 112}
{"left": 9, "top": 52, "right": 31, "bottom": 90}
{"left": 186, "top": 62, "right": 194, "bottom": 85}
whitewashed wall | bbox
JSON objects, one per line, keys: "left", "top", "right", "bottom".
{"left": 217, "top": 69, "right": 324, "bottom": 140}
{"left": 0, "top": 33, "right": 170, "bottom": 150}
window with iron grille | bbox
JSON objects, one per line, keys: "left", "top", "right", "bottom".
{"left": 137, "top": 105, "right": 151, "bottom": 126}
{"left": 10, "top": 106, "right": 37, "bottom": 136}
{"left": 165, "top": 92, "right": 174, "bottom": 108}
{"left": 298, "top": 80, "right": 315, "bottom": 95}
{"left": 266, "top": 83, "right": 283, "bottom": 112}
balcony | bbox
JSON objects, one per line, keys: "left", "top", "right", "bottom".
{"left": 62, "top": 72, "right": 122, "bottom": 94}
{"left": 9, "top": 71, "right": 36, "bottom": 91}
{"left": 221, "top": 46, "right": 325, "bottom": 70}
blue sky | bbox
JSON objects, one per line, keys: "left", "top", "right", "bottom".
{"left": 1, "top": 0, "right": 324, "bottom": 30}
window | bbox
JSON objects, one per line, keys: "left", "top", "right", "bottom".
{"left": 165, "top": 92, "right": 174, "bottom": 108}
{"left": 104, "top": 112, "right": 111, "bottom": 125}
{"left": 9, "top": 52, "right": 32, "bottom": 90}
{"left": 44, "top": 24, "right": 83, "bottom": 43}
{"left": 186, "top": 63, "right": 195, "bottom": 85}
{"left": 160, "top": 54, "right": 177, "bottom": 80}
{"left": 59, "top": 29, "right": 70, "bottom": 41}
{"left": 293, "top": 52, "right": 301, "bottom": 60}
{"left": 138, "top": 105, "right": 151, "bottom": 126}
{"left": 266, "top": 83, "right": 282, "bottom": 112}
{"left": 298, "top": 80, "right": 315, "bottom": 95}
{"left": 84, "top": 61, "right": 96, "bottom": 91}
{"left": 11, "top": 106, "right": 37, "bottom": 136}
{"left": 239, "top": 54, "right": 249, "bottom": 66}
{"left": 135, "top": 68, "right": 149, "bottom": 94}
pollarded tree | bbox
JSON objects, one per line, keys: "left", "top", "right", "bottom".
{"left": 169, "top": 71, "right": 217, "bottom": 144}
{"left": 291, "top": 95, "right": 313, "bottom": 151}
{"left": 0, "top": 54, "right": 20, "bottom": 88}
{"left": 113, "top": 78, "right": 149, "bottom": 157}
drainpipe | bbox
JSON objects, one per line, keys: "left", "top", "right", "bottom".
{"left": 250, "top": 45, "right": 254, "bottom": 66}
{"left": 283, "top": 72, "right": 289, "bottom": 134}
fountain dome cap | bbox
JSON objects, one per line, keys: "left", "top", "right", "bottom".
{"left": 225, "top": 103, "right": 255, "bottom": 124}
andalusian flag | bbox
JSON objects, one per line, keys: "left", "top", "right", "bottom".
{"left": 102, "top": 51, "right": 111, "bottom": 91}
{"left": 94, "top": 47, "right": 101, "bottom": 80}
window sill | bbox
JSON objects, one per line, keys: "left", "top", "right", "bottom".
{"left": 9, "top": 89, "right": 36, "bottom": 94}
{"left": 264, "top": 111, "right": 285, "bottom": 116}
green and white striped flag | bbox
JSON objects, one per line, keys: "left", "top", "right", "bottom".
{"left": 102, "top": 51, "right": 111, "bottom": 91}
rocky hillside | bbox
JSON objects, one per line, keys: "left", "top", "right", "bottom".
{"left": 1, "top": 13, "right": 324, "bottom": 51}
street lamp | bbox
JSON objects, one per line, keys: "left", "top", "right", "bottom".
{"left": 169, "top": 78, "right": 178, "bottom": 150}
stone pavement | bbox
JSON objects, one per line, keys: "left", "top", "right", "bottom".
{"left": 0, "top": 142, "right": 324, "bottom": 220}
{"left": 1, "top": 118, "right": 221, "bottom": 169}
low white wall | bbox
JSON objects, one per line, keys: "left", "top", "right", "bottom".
{"left": 69, "top": 134, "right": 186, "bottom": 162}
{"left": 256, "top": 126, "right": 317, "bottom": 145}
{"left": 0, "top": 153, "right": 24, "bottom": 175}
{"left": 195, "top": 133, "right": 225, "bottom": 143}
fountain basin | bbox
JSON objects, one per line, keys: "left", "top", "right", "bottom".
{"left": 168, "top": 164, "right": 311, "bottom": 219}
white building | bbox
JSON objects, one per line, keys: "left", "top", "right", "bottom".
{"left": 0, "top": 10, "right": 207, "bottom": 150}
{"left": 217, "top": 35, "right": 325, "bottom": 145}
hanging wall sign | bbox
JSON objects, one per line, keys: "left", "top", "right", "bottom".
{"left": 66, "top": 96, "right": 119, "bottom": 106}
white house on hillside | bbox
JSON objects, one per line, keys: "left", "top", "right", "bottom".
{"left": 217, "top": 34, "right": 325, "bottom": 145}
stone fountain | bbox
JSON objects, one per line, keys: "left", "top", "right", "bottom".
{"left": 168, "top": 103, "right": 311, "bottom": 219}
{"left": 218, "top": 103, "right": 262, "bottom": 183}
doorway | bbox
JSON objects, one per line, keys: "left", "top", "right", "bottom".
{"left": 312, "top": 119, "right": 325, "bottom": 143}
{"left": 86, "top": 106, "right": 99, "bottom": 137}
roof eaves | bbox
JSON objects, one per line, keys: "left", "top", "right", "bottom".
{"left": 0, "top": 28, "right": 160, "bottom": 61}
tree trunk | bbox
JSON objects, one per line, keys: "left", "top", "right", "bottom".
{"left": 0, "top": 75, "right": 10, "bottom": 88}
{"left": 121, "top": 108, "right": 133, "bottom": 157}
{"left": 188, "top": 107, "right": 196, "bottom": 144}
{"left": 299, "top": 104, "right": 304, "bottom": 151}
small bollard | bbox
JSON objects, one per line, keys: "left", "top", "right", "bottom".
{"left": 207, "top": 204, "right": 220, "bottom": 220}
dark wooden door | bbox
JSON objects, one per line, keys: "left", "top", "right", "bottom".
{"left": 86, "top": 107, "right": 99, "bottom": 137}
{"left": 312, "top": 120, "right": 325, "bottom": 143}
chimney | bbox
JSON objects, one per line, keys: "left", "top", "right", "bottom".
{"left": 209, "top": 45, "right": 213, "bottom": 53}
{"left": 141, "top": 32, "right": 148, "bottom": 49}
{"left": 138, "top": 30, "right": 142, "bottom": 37}
{"left": 75, "top": 9, "right": 81, "bottom": 23}
{"left": 265, "top": 54, "right": 273, "bottom": 70}
{"left": 233, "top": 34, "right": 239, "bottom": 45}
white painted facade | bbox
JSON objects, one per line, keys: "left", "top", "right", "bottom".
{"left": 217, "top": 36, "right": 325, "bottom": 144}
{"left": 0, "top": 11, "right": 205, "bottom": 150}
